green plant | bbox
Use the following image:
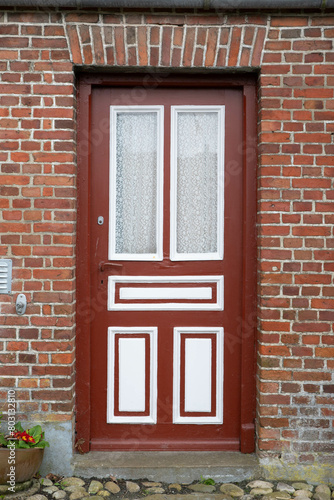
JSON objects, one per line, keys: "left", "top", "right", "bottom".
{"left": 199, "top": 476, "right": 215, "bottom": 486}
{"left": 0, "top": 413, "right": 50, "bottom": 449}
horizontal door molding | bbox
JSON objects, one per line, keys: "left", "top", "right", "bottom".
{"left": 108, "top": 275, "right": 224, "bottom": 310}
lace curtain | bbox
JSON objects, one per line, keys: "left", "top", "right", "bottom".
{"left": 115, "top": 112, "right": 158, "bottom": 255}
{"left": 176, "top": 111, "right": 218, "bottom": 255}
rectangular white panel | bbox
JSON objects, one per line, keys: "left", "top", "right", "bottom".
{"left": 108, "top": 275, "right": 224, "bottom": 311}
{"left": 185, "top": 338, "right": 212, "bottom": 412}
{"left": 173, "top": 327, "right": 224, "bottom": 424}
{"left": 120, "top": 287, "right": 212, "bottom": 301}
{"left": 170, "top": 106, "right": 224, "bottom": 261}
{"left": 107, "top": 327, "right": 157, "bottom": 424}
{"left": 118, "top": 338, "right": 146, "bottom": 412}
{"left": 109, "top": 106, "right": 164, "bottom": 261}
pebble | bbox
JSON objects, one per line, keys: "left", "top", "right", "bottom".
{"left": 292, "top": 485, "right": 314, "bottom": 492}
{"left": 88, "top": 480, "right": 104, "bottom": 494}
{"left": 294, "top": 491, "right": 313, "bottom": 498}
{"left": 315, "top": 494, "right": 330, "bottom": 500}
{"left": 29, "top": 496, "right": 48, "bottom": 500}
{"left": 43, "top": 487, "right": 60, "bottom": 494}
{"left": 220, "top": 484, "right": 245, "bottom": 497}
{"left": 314, "top": 486, "right": 331, "bottom": 500}
{"left": 53, "top": 492, "right": 67, "bottom": 500}
{"left": 169, "top": 484, "right": 182, "bottom": 491}
{"left": 105, "top": 482, "right": 121, "bottom": 494}
{"left": 277, "top": 484, "right": 295, "bottom": 494}
{"left": 147, "top": 487, "right": 166, "bottom": 494}
{"left": 248, "top": 481, "right": 274, "bottom": 490}
{"left": 64, "top": 487, "right": 88, "bottom": 494}
{"left": 69, "top": 490, "right": 88, "bottom": 500}
{"left": 61, "top": 478, "right": 86, "bottom": 488}
{"left": 264, "top": 493, "right": 291, "bottom": 500}
{"left": 188, "top": 484, "right": 216, "bottom": 493}
{"left": 250, "top": 489, "right": 273, "bottom": 496}
{"left": 143, "top": 482, "right": 163, "bottom": 487}
{"left": 99, "top": 491, "right": 111, "bottom": 497}
{"left": 126, "top": 481, "right": 140, "bottom": 493}
{"left": 41, "top": 479, "right": 54, "bottom": 487}
{"left": 316, "top": 486, "right": 331, "bottom": 496}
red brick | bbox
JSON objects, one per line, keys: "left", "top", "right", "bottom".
{"left": 271, "top": 17, "right": 308, "bottom": 27}
{"left": 173, "top": 27, "right": 183, "bottom": 46}
{"left": 7, "top": 341, "right": 29, "bottom": 351}
{"left": 114, "top": 27, "right": 125, "bottom": 65}
{"left": 66, "top": 25, "right": 82, "bottom": 65}
{"left": 205, "top": 27, "right": 218, "bottom": 67}
{"left": 228, "top": 26, "right": 241, "bottom": 66}
{"left": 182, "top": 27, "right": 195, "bottom": 67}
{"left": 161, "top": 26, "right": 172, "bottom": 66}
{"left": 91, "top": 26, "right": 104, "bottom": 65}
{"left": 137, "top": 26, "right": 148, "bottom": 66}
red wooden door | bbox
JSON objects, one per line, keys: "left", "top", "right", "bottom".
{"left": 87, "top": 81, "right": 248, "bottom": 451}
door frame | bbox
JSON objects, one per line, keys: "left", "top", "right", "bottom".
{"left": 75, "top": 72, "right": 258, "bottom": 454}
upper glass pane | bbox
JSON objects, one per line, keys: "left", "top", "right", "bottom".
{"left": 176, "top": 111, "right": 220, "bottom": 255}
{"left": 110, "top": 108, "right": 162, "bottom": 259}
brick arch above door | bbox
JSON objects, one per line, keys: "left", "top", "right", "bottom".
{"left": 65, "top": 14, "right": 267, "bottom": 68}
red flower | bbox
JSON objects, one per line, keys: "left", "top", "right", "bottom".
{"left": 13, "top": 430, "right": 35, "bottom": 444}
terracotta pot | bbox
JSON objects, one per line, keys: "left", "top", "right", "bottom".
{"left": 0, "top": 448, "right": 44, "bottom": 484}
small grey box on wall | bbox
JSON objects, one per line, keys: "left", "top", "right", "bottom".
{"left": 0, "top": 259, "right": 12, "bottom": 294}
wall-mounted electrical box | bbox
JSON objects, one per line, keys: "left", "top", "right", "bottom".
{"left": 0, "top": 259, "right": 12, "bottom": 294}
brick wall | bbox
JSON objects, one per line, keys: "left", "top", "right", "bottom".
{"left": 0, "top": 8, "right": 333, "bottom": 466}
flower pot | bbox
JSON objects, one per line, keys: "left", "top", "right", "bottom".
{"left": 0, "top": 448, "right": 44, "bottom": 485}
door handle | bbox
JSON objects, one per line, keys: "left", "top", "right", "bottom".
{"left": 99, "top": 262, "right": 123, "bottom": 272}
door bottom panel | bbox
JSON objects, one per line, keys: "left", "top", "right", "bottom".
{"left": 90, "top": 438, "right": 240, "bottom": 451}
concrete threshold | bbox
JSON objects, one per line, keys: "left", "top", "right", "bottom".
{"left": 72, "top": 451, "right": 260, "bottom": 483}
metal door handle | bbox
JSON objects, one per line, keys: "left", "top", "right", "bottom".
{"left": 99, "top": 262, "right": 123, "bottom": 272}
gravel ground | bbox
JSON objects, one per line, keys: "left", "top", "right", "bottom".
{"left": 9, "top": 476, "right": 333, "bottom": 500}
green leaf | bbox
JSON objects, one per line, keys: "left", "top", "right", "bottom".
{"left": 15, "top": 422, "right": 24, "bottom": 433}
{"left": 0, "top": 435, "right": 8, "bottom": 446}
{"left": 32, "top": 440, "right": 50, "bottom": 448}
{"left": 29, "top": 425, "right": 43, "bottom": 440}
{"left": 199, "top": 476, "right": 215, "bottom": 486}
{"left": 17, "top": 440, "right": 30, "bottom": 449}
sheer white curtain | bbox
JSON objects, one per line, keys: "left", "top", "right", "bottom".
{"left": 115, "top": 112, "right": 158, "bottom": 255}
{"left": 176, "top": 111, "right": 218, "bottom": 254}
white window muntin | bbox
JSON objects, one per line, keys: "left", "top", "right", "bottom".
{"left": 170, "top": 106, "right": 225, "bottom": 261}
{"left": 109, "top": 106, "right": 164, "bottom": 261}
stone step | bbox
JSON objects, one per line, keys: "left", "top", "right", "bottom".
{"left": 72, "top": 451, "right": 259, "bottom": 483}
